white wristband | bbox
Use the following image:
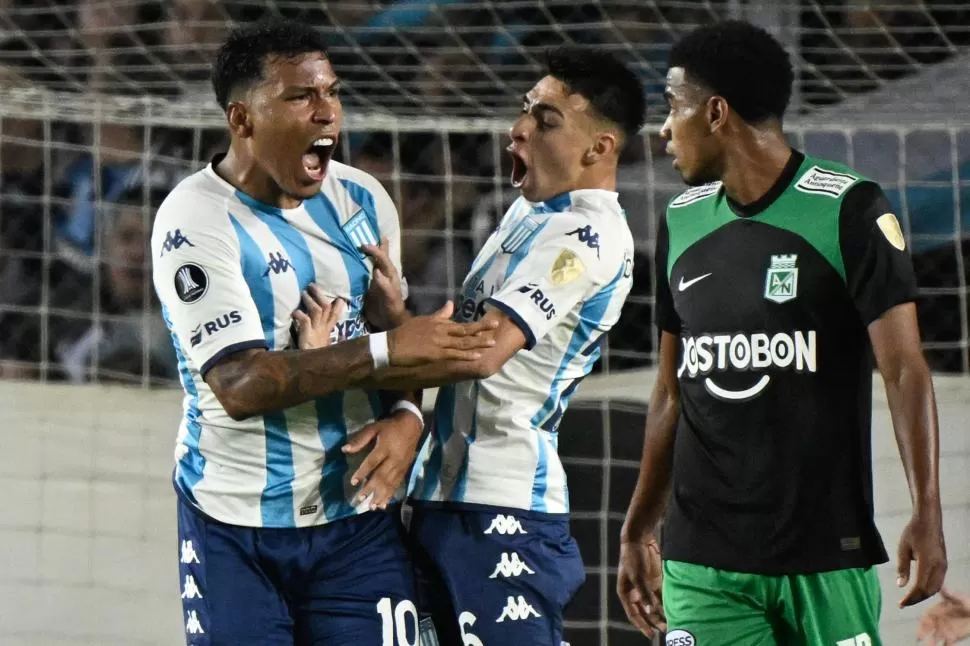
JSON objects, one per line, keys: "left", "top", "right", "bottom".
{"left": 368, "top": 331, "right": 390, "bottom": 370}
{"left": 390, "top": 400, "right": 425, "bottom": 429}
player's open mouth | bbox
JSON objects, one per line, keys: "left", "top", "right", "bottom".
{"left": 302, "top": 137, "right": 336, "bottom": 182}
{"left": 509, "top": 150, "right": 528, "bottom": 188}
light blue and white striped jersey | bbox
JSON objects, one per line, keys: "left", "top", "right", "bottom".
{"left": 409, "top": 189, "right": 634, "bottom": 514}
{"left": 151, "top": 158, "right": 403, "bottom": 528}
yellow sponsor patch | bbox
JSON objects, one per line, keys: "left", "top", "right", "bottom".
{"left": 551, "top": 249, "right": 585, "bottom": 286}
{"left": 876, "top": 213, "right": 906, "bottom": 251}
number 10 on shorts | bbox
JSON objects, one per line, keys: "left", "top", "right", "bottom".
{"left": 377, "top": 598, "right": 419, "bottom": 646}
{"left": 836, "top": 634, "right": 871, "bottom": 646}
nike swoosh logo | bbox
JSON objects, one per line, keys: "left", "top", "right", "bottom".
{"left": 678, "top": 273, "right": 712, "bottom": 292}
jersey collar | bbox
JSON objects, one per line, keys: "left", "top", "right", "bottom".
{"left": 726, "top": 149, "right": 806, "bottom": 218}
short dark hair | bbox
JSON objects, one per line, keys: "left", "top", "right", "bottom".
{"left": 211, "top": 19, "right": 331, "bottom": 111}
{"left": 544, "top": 46, "right": 647, "bottom": 145}
{"left": 668, "top": 20, "right": 793, "bottom": 124}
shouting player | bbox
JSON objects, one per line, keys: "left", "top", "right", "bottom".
{"left": 340, "top": 47, "right": 645, "bottom": 644}
{"left": 151, "top": 20, "right": 495, "bottom": 645}
{"left": 617, "top": 20, "right": 947, "bottom": 645}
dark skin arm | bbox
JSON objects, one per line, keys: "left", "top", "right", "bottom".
{"left": 205, "top": 304, "right": 497, "bottom": 421}
{"left": 616, "top": 330, "right": 681, "bottom": 637}
{"left": 870, "top": 302, "right": 947, "bottom": 608}
{"left": 361, "top": 309, "right": 527, "bottom": 391}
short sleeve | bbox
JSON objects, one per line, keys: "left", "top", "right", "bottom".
{"left": 151, "top": 197, "right": 267, "bottom": 376}
{"left": 654, "top": 214, "right": 682, "bottom": 334}
{"left": 486, "top": 213, "right": 624, "bottom": 349}
{"left": 839, "top": 181, "right": 918, "bottom": 325}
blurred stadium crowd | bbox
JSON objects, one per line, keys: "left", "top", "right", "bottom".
{"left": 0, "top": 0, "right": 968, "bottom": 385}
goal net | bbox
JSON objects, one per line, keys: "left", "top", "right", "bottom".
{"left": 0, "top": 2, "right": 968, "bottom": 645}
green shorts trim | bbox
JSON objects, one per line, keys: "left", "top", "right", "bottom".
{"left": 662, "top": 560, "right": 882, "bottom": 646}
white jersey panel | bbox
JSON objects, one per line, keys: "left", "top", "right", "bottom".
{"left": 152, "top": 159, "right": 403, "bottom": 528}
{"left": 409, "top": 189, "right": 634, "bottom": 514}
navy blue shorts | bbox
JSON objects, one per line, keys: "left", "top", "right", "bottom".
{"left": 177, "top": 498, "right": 419, "bottom": 645}
{"left": 408, "top": 504, "right": 585, "bottom": 646}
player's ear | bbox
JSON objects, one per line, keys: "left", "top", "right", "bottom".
{"left": 584, "top": 131, "right": 618, "bottom": 165}
{"left": 225, "top": 101, "right": 254, "bottom": 139}
{"left": 708, "top": 96, "right": 728, "bottom": 133}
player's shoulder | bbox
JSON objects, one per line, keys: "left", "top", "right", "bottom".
{"left": 154, "top": 166, "right": 234, "bottom": 230}
{"left": 324, "top": 160, "right": 393, "bottom": 202}
{"left": 667, "top": 181, "right": 723, "bottom": 211}
{"left": 552, "top": 192, "right": 633, "bottom": 272}
{"left": 791, "top": 156, "right": 872, "bottom": 200}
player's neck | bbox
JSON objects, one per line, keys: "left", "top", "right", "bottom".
{"left": 569, "top": 167, "right": 617, "bottom": 196}
{"left": 718, "top": 130, "right": 792, "bottom": 207}
{"left": 215, "top": 147, "right": 302, "bottom": 210}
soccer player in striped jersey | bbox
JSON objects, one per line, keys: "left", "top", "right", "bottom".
{"left": 151, "top": 20, "right": 495, "bottom": 645}
{"left": 617, "top": 21, "right": 947, "bottom": 645}
{"left": 343, "top": 47, "right": 646, "bottom": 645}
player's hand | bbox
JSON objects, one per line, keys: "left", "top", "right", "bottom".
{"left": 386, "top": 301, "right": 497, "bottom": 367}
{"left": 897, "top": 510, "right": 948, "bottom": 608}
{"left": 292, "top": 284, "right": 346, "bottom": 350}
{"left": 617, "top": 535, "right": 666, "bottom": 637}
{"left": 917, "top": 589, "right": 970, "bottom": 644}
{"left": 362, "top": 238, "right": 408, "bottom": 330}
{"left": 343, "top": 410, "right": 423, "bottom": 510}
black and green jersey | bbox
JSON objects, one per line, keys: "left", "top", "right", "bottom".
{"left": 656, "top": 150, "right": 918, "bottom": 575}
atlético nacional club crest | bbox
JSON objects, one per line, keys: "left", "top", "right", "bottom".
{"left": 764, "top": 254, "right": 798, "bottom": 304}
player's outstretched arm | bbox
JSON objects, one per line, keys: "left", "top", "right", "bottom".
{"left": 205, "top": 302, "right": 497, "bottom": 421}
{"left": 616, "top": 330, "right": 680, "bottom": 638}
{"left": 870, "top": 303, "right": 947, "bottom": 608}
{"left": 361, "top": 308, "right": 527, "bottom": 391}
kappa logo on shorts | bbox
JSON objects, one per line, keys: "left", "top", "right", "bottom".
{"left": 489, "top": 552, "right": 535, "bottom": 578}
{"left": 666, "top": 629, "right": 696, "bottom": 646}
{"left": 181, "top": 574, "right": 203, "bottom": 600}
{"left": 484, "top": 514, "right": 527, "bottom": 535}
{"left": 180, "top": 540, "right": 200, "bottom": 564}
{"left": 496, "top": 595, "right": 541, "bottom": 622}
{"left": 185, "top": 610, "right": 205, "bottom": 635}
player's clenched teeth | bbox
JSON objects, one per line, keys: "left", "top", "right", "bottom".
{"left": 302, "top": 136, "right": 336, "bottom": 182}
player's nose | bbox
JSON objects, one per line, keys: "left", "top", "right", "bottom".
{"left": 659, "top": 115, "right": 672, "bottom": 141}
{"left": 508, "top": 115, "right": 531, "bottom": 142}
{"left": 311, "top": 101, "right": 338, "bottom": 124}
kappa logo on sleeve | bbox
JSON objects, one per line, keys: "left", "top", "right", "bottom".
{"left": 159, "top": 229, "right": 195, "bottom": 257}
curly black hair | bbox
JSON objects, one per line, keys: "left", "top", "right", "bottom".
{"left": 544, "top": 46, "right": 647, "bottom": 145}
{"left": 668, "top": 20, "right": 794, "bottom": 124}
{"left": 211, "top": 19, "right": 331, "bottom": 111}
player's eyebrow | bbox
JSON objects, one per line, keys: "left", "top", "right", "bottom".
{"left": 522, "top": 94, "right": 564, "bottom": 118}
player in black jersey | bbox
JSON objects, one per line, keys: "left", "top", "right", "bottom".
{"left": 617, "top": 20, "right": 947, "bottom": 645}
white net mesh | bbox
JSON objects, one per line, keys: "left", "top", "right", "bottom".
{"left": 0, "top": 2, "right": 969, "bottom": 645}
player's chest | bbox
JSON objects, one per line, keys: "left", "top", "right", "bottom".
{"left": 670, "top": 224, "right": 849, "bottom": 333}
{"left": 455, "top": 214, "right": 549, "bottom": 322}
{"left": 232, "top": 209, "right": 375, "bottom": 335}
